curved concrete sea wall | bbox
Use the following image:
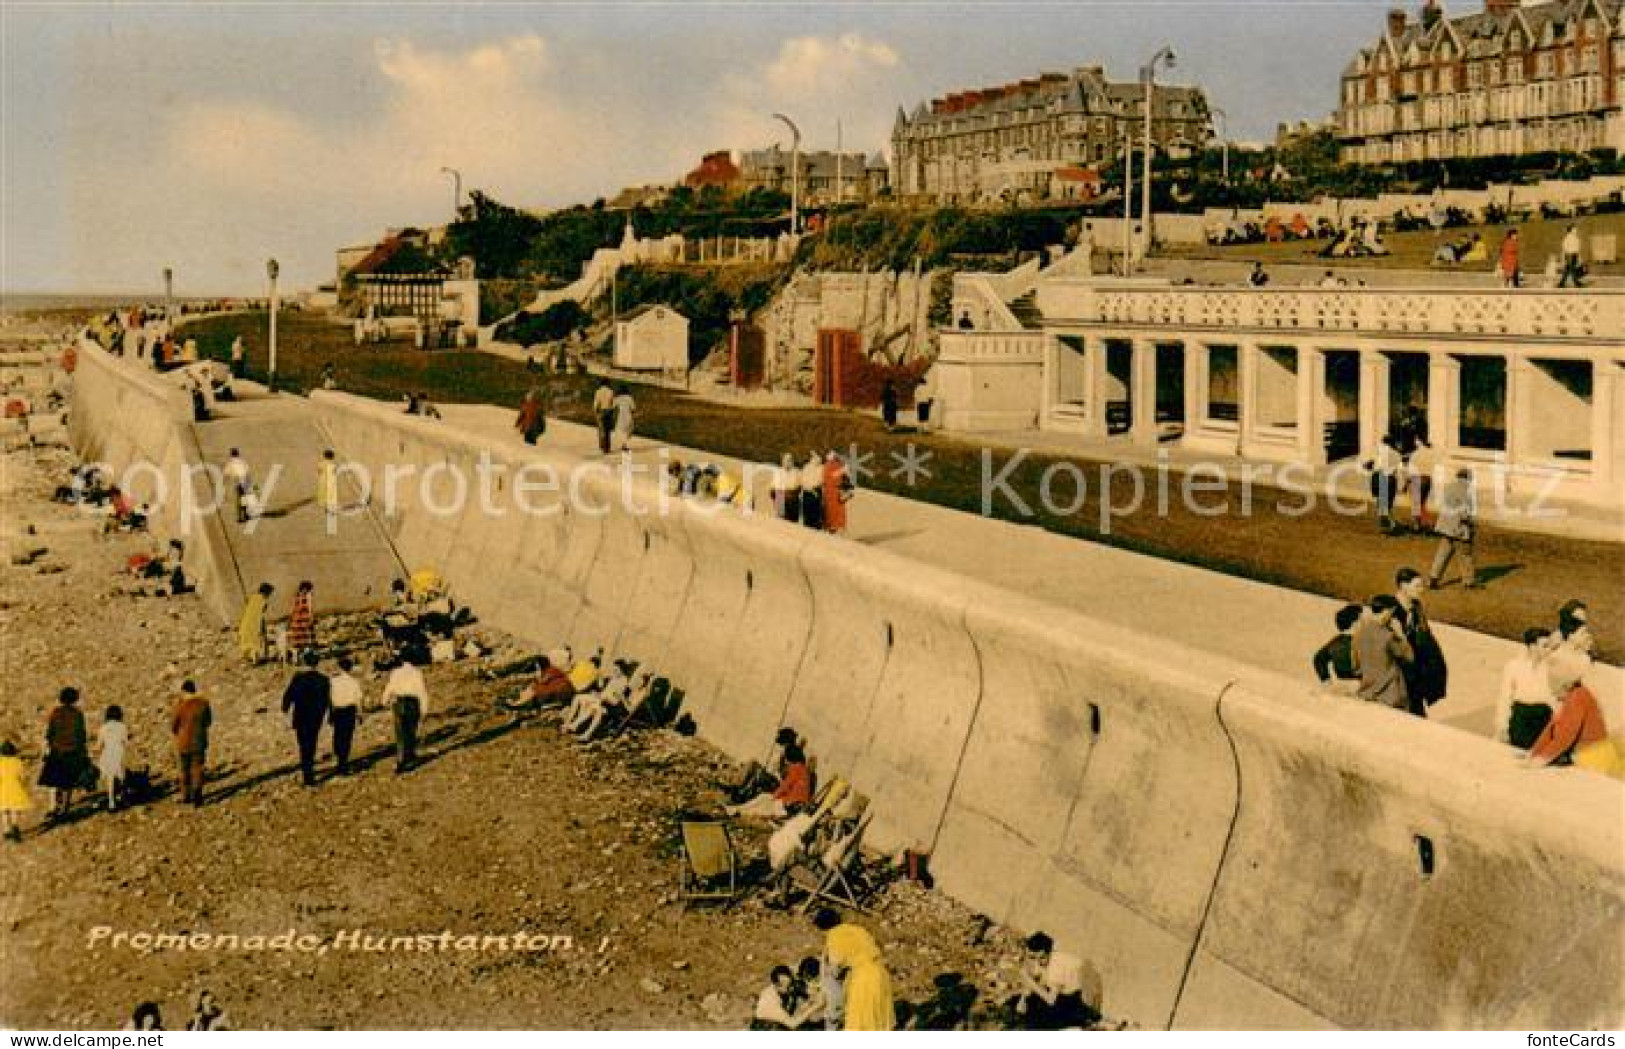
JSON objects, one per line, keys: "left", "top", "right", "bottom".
{"left": 298, "top": 391, "right": 1623, "bottom": 1030}
{"left": 69, "top": 341, "right": 243, "bottom": 624}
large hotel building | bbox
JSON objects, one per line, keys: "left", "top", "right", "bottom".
{"left": 1336, "top": 0, "right": 1625, "bottom": 163}
{"left": 889, "top": 66, "right": 1211, "bottom": 204}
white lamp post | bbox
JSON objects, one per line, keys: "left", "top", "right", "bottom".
{"left": 163, "top": 267, "right": 174, "bottom": 325}
{"left": 1141, "top": 46, "right": 1176, "bottom": 264}
{"left": 266, "top": 258, "right": 280, "bottom": 392}
{"left": 1211, "top": 106, "right": 1229, "bottom": 184}
{"left": 772, "top": 112, "right": 801, "bottom": 233}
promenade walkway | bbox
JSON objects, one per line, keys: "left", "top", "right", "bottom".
{"left": 434, "top": 402, "right": 1622, "bottom": 742}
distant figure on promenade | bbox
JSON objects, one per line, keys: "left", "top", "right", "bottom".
{"left": 915, "top": 369, "right": 936, "bottom": 430}
{"left": 1395, "top": 568, "right": 1446, "bottom": 716}
{"left": 593, "top": 379, "right": 615, "bottom": 454}
{"left": 822, "top": 452, "right": 852, "bottom": 535}
{"left": 612, "top": 384, "right": 636, "bottom": 452}
{"left": 1, "top": 740, "right": 33, "bottom": 841}
{"left": 288, "top": 580, "right": 317, "bottom": 656}
{"left": 1247, "top": 262, "right": 1269, "bottom": 287}
{"left": 382, "top": 655, "right": 431, "bottom": 773}
{"left": 1497, "top": 228, "right": 1521, "bottom": 288}
{"left": 95, "top": 705, "right": 127, "bottom": 811}
{"left": 1354, "top": 596, "right": 1413, "bottom": 711}
{"left": 515, "top": 387, "right": 547, "bottom": 445}
{"left": 283, "top": 652, "right": 331, "bottom": 787}
{"left": 1366, "top": 434, "right": 1403, "bottom": 534}
{"left": 39, "top": 687, "right": 89, "bottom": 820}
{"left": 238, "top": 582, "right": 275, "bottom": 663}
{"left": 1405, "top": 439, "right": 1436, "bottom": 533}
{"left": 170, "top": 680, "right": 211, "bottom": 807}
{"left": 1428, "top": 469, "right": 1479, "bottom": 590}
{"left": 224, "top": 448, "right": 251, "bottom": 523}
{"left": 317, "top": 449, "right": 341, "bottom": 527}
{"left": 229, "top": 336, "right": 245, "bottom": 379}
{"left": 1559, "top": 224, "right": 1585, "bottom": 288}
{"left": 799, "top": 452, "right": 825, "bottom": 530}
{"left": 1494, "top": 628, "right": 1556, "bottom": 748}
{"left": 328, "top": 657, "right": 363, "bottom": 776}
{"left": 771, "top": 453, "right": 802, "bottom": 523}
{"left": 956, "top": 309, "right": 974, "bottom": 330}
{"left": 880, "top": 380, "right": 899, "bottom": 431}
{"left": 1312, "top": 603, "right": 1363, "bottom": 693}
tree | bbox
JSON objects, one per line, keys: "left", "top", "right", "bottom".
{"left": 439, "top": 190, "right": 546, "bottom": 280}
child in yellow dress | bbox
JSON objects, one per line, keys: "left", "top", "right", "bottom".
{"left": 0, "top": 740, "right": 33, "bottom": 841}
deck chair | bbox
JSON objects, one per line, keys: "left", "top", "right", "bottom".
{"left": 793, "top": 811, "right": 875, "bottom": 913}
{"left": 678, "top": 820, "right": 740, "bottom": 909}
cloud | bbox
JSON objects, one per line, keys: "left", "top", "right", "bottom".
{"left": 763, "top": 33, "right": 900, "bottom": 95}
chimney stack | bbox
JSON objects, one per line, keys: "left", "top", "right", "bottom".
{"left": 1387, "top": 7, "right": 1409, "bottom": 35}
{"left": 1422, "top": 0, "right": 1443, "bottom": 29}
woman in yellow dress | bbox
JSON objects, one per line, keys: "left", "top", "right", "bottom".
{"left": 237, "top": 582, "right": 274, "bottom": 663}
{"left": 818, "top": 911, "right": 894, "bottom": 1031}
{"left": 1, "top": 740, "right": 34, "bottom": 841}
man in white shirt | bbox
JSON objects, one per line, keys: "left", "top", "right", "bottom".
{"left": 382, "top": 658, "right": 431, "bottom": 773}
{"left": 223, "top": 449, "right": 251, "bottom": 523}
{"left": 1493, "top": 628, "right": 1556, "bottom": 747}
{"left": 1559, "top": 224, "right": 1584, "bottom": 288}
{"left": 328, "top": 657, "right": 364, "bottom": 775}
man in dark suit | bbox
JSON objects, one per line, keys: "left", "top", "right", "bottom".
{"left": 282, "top": 652, "right": 331, "bottom": 786}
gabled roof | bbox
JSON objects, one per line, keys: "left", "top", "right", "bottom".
{"left": 618, "top": 304, "right": 685, "bottom": 325}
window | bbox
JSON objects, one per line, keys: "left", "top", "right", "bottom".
{"left": 1582, "top": 44, "right": 1599, "bottom": 72}
{"left": 1468, "top": 62, "right": 1483, "bottom": 88}
{"left": 1538, "top": 51, "right": 1555, "bottom": 77}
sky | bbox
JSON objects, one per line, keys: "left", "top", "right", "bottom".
{"left": 2, "top": 1, "right": 1392, "bottom": 296}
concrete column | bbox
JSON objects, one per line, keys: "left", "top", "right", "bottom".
{"left": 1507, "top": 356, "right": 1536, "bottom": 467}
{"left": 1183, "top": 342, "right": 1204, "bottom": 444}
{"left": 1428, "top": 353, "right": 1462, "bottom": 456}
{"left": 1299, "top": 345, "right": 1326, "bottom": 465}
{"left": 1590, "top": 359, "right": 1616, "bottom": 495}
{"left": 1083, "top": 335, "right": 1109, "bottom": 438}
{"left": 1358, "top": 351, "right": 1390, "bottom": 460}
{"left": 1039, "top": 334, "right": 1056, "bottom": 425}
{"left": 1238, "top": 340, "right": 1259, "bottom": 455}
{"left": 1131, "top": 338, "right": 1158, "bottom": 446}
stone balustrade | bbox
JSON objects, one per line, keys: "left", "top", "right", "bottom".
{"left": 1036, "top": 280, "right": 1625, "bottom": 345}
{"left": 937, "top": 329, "right": 1046, "bottom": 364}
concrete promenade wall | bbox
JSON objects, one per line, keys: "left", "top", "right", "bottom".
{"left": 69, "top": 340, "right": 243, "bottom": 624}
{"left": 309, "top": 390, "right": 1624, "bottom": 1030}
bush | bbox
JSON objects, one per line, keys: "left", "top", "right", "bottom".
{"left": 494, "top": 300, "right": 589, "bottom": 347}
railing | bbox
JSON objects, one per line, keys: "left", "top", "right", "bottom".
{"left": 1035, "top": 280, "right": 1625, "bottom": 343}
{"left": 937, "top": 329, "right": 1045, "bottom": 364}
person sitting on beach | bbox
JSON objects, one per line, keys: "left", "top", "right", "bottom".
{"left": 503, "top": 656, "right": 575, "bottom": 714}
{"left": 751, "top": 965, "right": 820, "bottom": 1031}
{"left": 727, "top": 743, "right": 813, "bottom": 819}
{"left": 563, "top": 659, "right": 631, "bottom": 739}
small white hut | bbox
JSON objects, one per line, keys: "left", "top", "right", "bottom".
{"left": 613, "top": 305, "right": 689, "bottom": 372}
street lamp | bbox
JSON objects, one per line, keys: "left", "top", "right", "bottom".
{"left": 266, "top": 258, "right": 280, "bottom": 392}
{"left": 1121, "top": 131, "right": 1135, "bottom": 274}
{"left": 771, "top": 112, "right": 801, "bottom": 234}
{"left": 1141, "top": 45, "right": 1176, "bottom": 264}
{"left": 440, "top": 166, "right": 463, "bottom": 220}
{"left": 163, "top": 267, "right": 174, "bottom": 325}
{"left": 1211, "top": 106, "right": 1230, "bottom": 185}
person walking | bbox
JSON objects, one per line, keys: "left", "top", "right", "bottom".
{"left": 592, "top": 379, "right": 615, "bottom": 454}
{"left": 770, "top": 453, "right": 801, "bottom": 523}
{"left": 94, "top": 705, "right": 128, "bottom": 811}
{"left": 382, "top": 656, "right": 431, "bottom": 773}
{"left": 1405, "top": 438, "right": 1436, "bottom": 534}
{"left": 328, "top": 657, "right": 363, "bottom": 776}
{"left": 170, "top": 680, "right": 211, "bottom": 807}
{"left": 1429, "top": 468, "right": 1480, "bottom": 590}
{"left": 799, "top": 452, "right": 825, "bottom": 531}
{"left": 822, "top": 451, "right": 852, "bottom": 535}
{"left": 1, "top": 740, "right": 34, "bottom": 841}
{"left": 1396, "top": 567, "right": 1447, "bottom": 716}
{"left": 1559, "top": 224, "right": 1585, "bottom": 288}
{"left": 515, "top": 387, "right": 547, "bottom": 445}
{"left": 39, "top": 687, "right": 90, "bottom": 820}
{"left": 229, "top": 336, "right": 245, "bottom": 379}
{"left": 1497, "top": 228, "right": 1521, "bottom": 289}
{"left": 288, "top": 580, "right": 316, "bottom": 657}
{"left": 223, "top": 448, "right": 251, "bottom": 524}
{"left": 282, "top": 652, "right": 331, "bottom": 787}
{"left": 238, "top": 582, "right": 274, "bottom": 663}
{"left": 1367, "top": 434, "right": 1403, "bottom": 534}
{"left": 612, "top": 384, "right": 636, "bottom": 452}
{"left": 317, "top": 449, "right": 341, "bottom": 529}
{"left": 880, "top": 380, "right": 899, "bottom": 431}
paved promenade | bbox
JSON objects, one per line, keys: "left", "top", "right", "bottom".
{"left": 433, "top": 403, "right": 1623, "bottom": 742}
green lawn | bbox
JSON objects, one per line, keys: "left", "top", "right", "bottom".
{"left": 180, "top": 311, "right": 1625, "bottom": 652}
